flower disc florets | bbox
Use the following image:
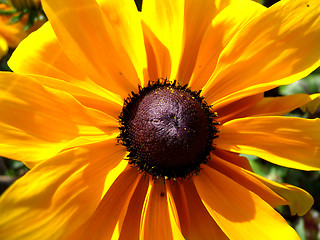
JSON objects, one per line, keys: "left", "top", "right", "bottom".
{"left": 118, "top": 80, "right": 219, "bottom": 180}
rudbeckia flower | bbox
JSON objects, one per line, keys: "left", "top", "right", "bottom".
{"left": 0, "top": 0, "right": 320, "bottom": 239}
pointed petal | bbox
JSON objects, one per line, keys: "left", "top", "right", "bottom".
{"left": 140, "top": 180, "right": 184, "bottom": 240}
{"left": 300, "top": 93, "right": 320, "bottom": 114}
{"left": 231, "top": 93, "right": 320, "bottom": 119}
{"left": 0, "top": 73, "right": 118, "bottom": 165}
{"left": 169, "top": 180, "right": 228, "bottom": 239}
{"left": 41, "top": 0, "right": 142, "bottom": 97}
{"left": 203, "top": 0, "right": 320, "bottom": 108}
{"left": 216, "top": 116, "right": 320, "bottom": 170}
{"left": 69, "top": 166, "right": 141, "bottom": 240}
{"left": 193, "top": 165, "right": 300, "bottom": 240}
{"left": 216, "top": 93, "right": 320, "bottom": 124}
{"left": 246, "top": 171, "right": 314, "bottom": 216}
{"left": 0, "top": 140, "right": 125, "bottom": 240}
{"left": 209, "top": 154, "right": 288, "bottom": 208}
{"left": 190, "top": 0, "right": 265, "bottom": 90}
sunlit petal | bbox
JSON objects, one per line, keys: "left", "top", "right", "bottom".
{"left": 0, "top": 140, "right": 125, "bottom": 239}
{"left": 190, "top": 0, "right": 265, "bottom": 90}
{"left": 8, "top": 22, "right": 123, "bottom": 113}
{"left": 246, "top": 171, "right": 314, "bottom": 216}
{"left": 0, "top": 72, "right": 118, "bottom": 166}
{"left": 217, "top": 116, "right": 320, "bottom": 170}
{"left": 69, "top": 166, "right": 141, "bottom": 239}
{"left": 169, "top": 179, "right": 228, "bottom": 239}
{"left": 194, "top": 165, "right": 300, "bottom": 239}
{"left": 219, "top": 93, "right": 320, "bottom": 123}
{"left": 203, "top": 0, "right": 320, "bottom": 108}
{"left": 42, "top": 0, "right": 143, "bottom": 97}
{"left": 140, "top": 180, "right": 184, "bottom": 240}
{"left": 118, "top": 175, "right": 150, "bottom": 240}
{"left": 209, "top": 154, "right": 288, "bottom": 208}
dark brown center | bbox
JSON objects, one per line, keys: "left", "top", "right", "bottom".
{"left": 118, "top": 81, "right": 218, "bottom": 180}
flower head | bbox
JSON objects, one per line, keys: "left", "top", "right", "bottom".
{"left": 0, "top": 0, "right": 320, "bottom": 239}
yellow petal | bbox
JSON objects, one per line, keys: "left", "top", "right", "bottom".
{"left": 118, "top": 175, "right": 150, "bottom": 240}
{"left": 216, "top": 116, "right": 320, "bottom": 170}
{"left": 246, "top": 171, "right": 314, "bottom": 216}
{"left": 9, "top": 22, "right": 124, "bottom": 114}
{"left": 193, "top": 165, "right": 300, "bottom": 240}
{"left": 300, "top": 93, "right": 320, "bottom": 114}
{"left": 214, "top": 148, "right": 253, "bottom": 171}
{"left": 140, "top": 180, "right": 185, "bottom": 240}
{"left": 239, "top": 93, "right": 320, "bottom": 117}
{"left": 142, "top": 0, "right": 233, "bottom": 82}
{"left": 69, "top": 166, "right": 141, "bottom": 240}
{"left": 0, "top": 35, "right": 8, "bottom": 58}
{"left": 189, "top": 0, "right": 266, "bottom": 90}
{"left": 41, "top": 0, "right": 142, "bottom": 98}
{"left": 209, "top": 154, "right": 288, "bottom": 208}
{"left": 215, "top": 93, "right": 263, "bottom": 124}
{"left": 31, "top": 75, "right": 123, "bottom": 119}
{"left": 175, "top": 0, "right": 231, "bottom": 85}
{"left": 142, "top": 22, "right": 173, "bottom": 82}
{"left": 9, "top": 22, "right": 88, "bottom": 83}
{"left": 0, "top": 140, "right": 125, "bottom": 240}
{"left": 203, "top": 0, "right": 320, "bottom": 108}
{"left": 0, "top": 72, "right": 118, "bottom": 165}
{"left": 166, "top": 184, "right": 186, "bottom": 240}
{"left": 141, "top": 0, "right": 184, "bottom": 80}
{"left": 169, "top": 179, "right": 228, "bottom": 239}
{"left": 220, "top": 93, "right": 320, "bottom": 123}
{"left": 97, "top": 0, "right": 148, "bottom": 87}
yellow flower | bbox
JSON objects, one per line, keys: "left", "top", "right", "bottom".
{"left": 0, "top": 0, "right": 320, "bottom": 239}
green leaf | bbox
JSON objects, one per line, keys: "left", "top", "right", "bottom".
{"left": 0, "top": 9, "right": 17, "bottom": 15}
{"left": 9, "top": 12, "right": 25, "bottom": 24}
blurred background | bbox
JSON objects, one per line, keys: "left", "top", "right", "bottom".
{"left": 0, "top": 0, "right": 319, "bottom": 239}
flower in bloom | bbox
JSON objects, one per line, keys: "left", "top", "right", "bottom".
{"left": 0, "top": 0, "right": 320, "bottom": 239}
